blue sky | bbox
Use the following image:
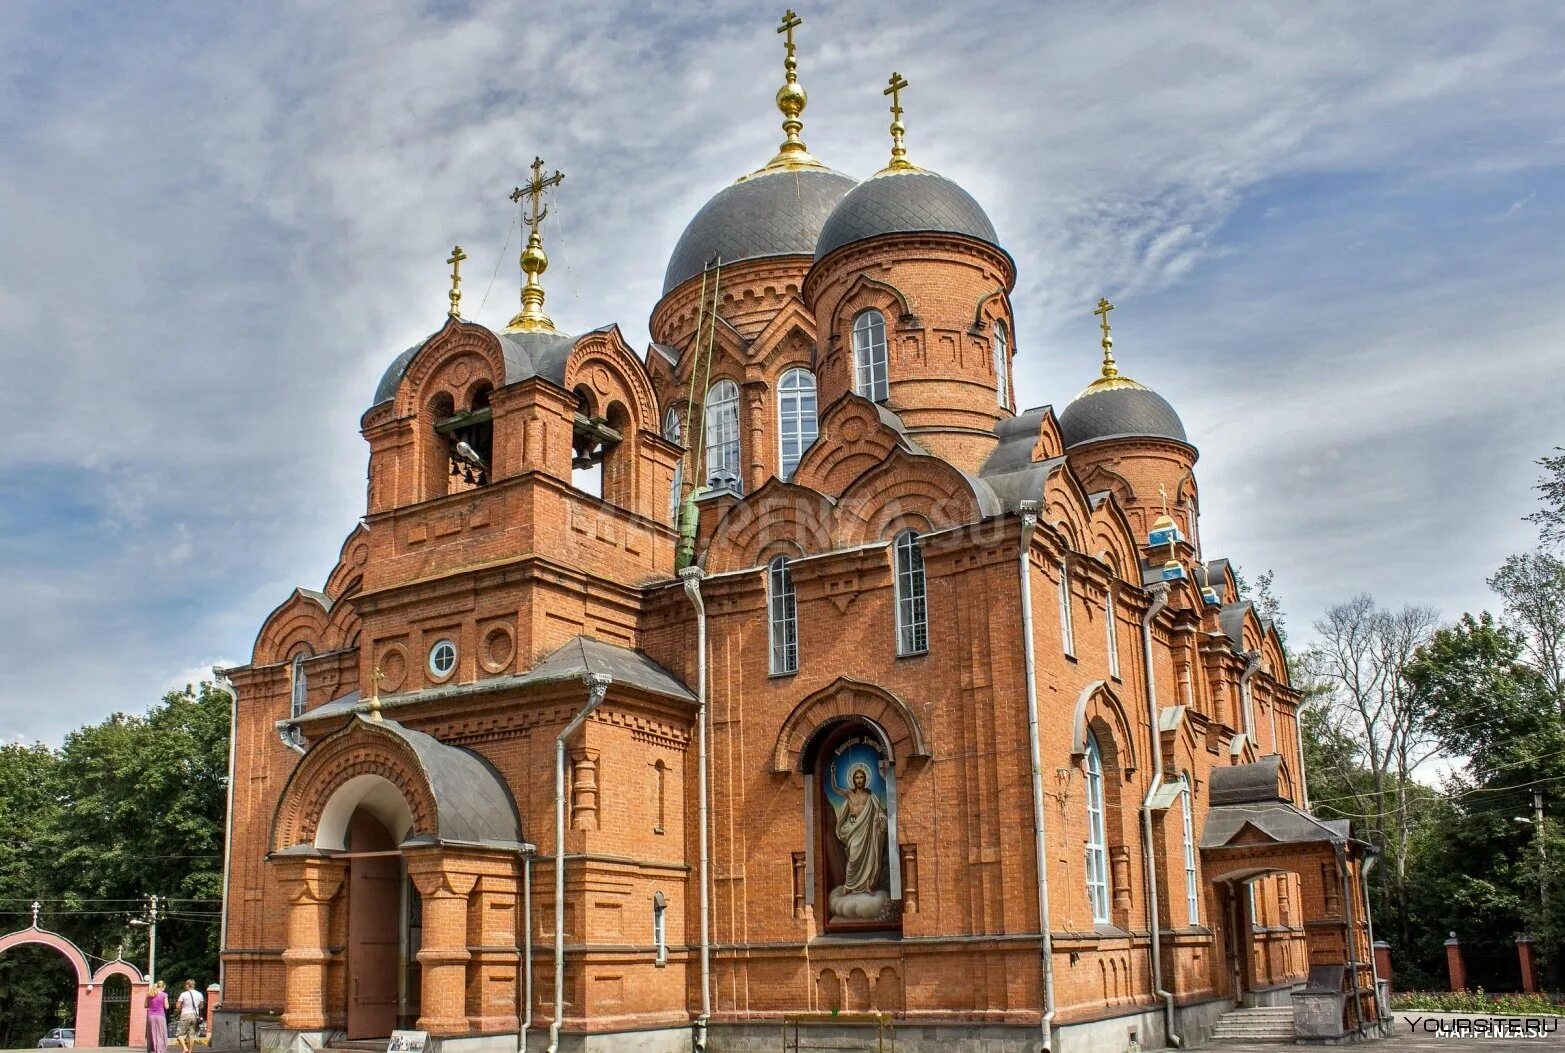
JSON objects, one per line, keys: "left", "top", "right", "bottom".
{"left": 1, "top": 1, "right": 1563, "bottom": 743}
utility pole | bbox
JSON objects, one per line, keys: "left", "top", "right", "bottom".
{"left": 131, "top": 894, "right": 160, "bottom": 983}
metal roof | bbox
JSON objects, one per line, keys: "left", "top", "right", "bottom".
{"left": 814, "top": 169, "right": 999, "bottom": 262}
{"left": 371, "top": 328, "right": 584, "bottom": 410}
{"left": 1058, "top": 384, "right": 1188, "bottom": 448}
{"left": 663, "top": 166, "right": 856, "bottom": 294}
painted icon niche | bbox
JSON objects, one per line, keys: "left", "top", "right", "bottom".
{"left": 817, "top": 721, "right": 900, "bottom": 932}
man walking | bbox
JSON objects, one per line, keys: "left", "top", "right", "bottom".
{"left": 174, "top": 980, "right": 206, "bottom": 1052}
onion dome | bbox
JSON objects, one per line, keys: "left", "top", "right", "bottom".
{"left": 1058, "top": 298, "right": 1188, "bottom": 448}
{"left": 662, "top": 10, "right": 856, "bottom": 295}
{"left": 813, "top": 72, "right": 1000, "bottom": 263}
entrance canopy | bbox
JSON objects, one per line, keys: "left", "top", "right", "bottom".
{"left": 271, "top": 714, "right": 526, "bottom": 854}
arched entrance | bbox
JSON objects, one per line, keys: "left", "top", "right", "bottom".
{"left": 344, "top": 806, "right": 404, "bottom": 1038}
{"left": 0, "top": 925, "right": 149, "bottom": 1048}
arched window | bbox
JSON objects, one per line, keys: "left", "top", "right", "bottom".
{"left": 894, "top": 530, "right": 927, "bottom": 656}
{"left": 1181, "top": 772, "right": 1200, "bottom": 925}
{"left": 1105, "top": 586, "right": 1120, "bottom": 679}
{"left": 993, "top": 321, "right": 1010, "bottom": 408}
{"left": 704, "top": 380, "right": 742, "bottom": 494}
{"left": 289, "top": 652, "right": 309, "bottom": 747}
{"left": 769, "top": 556, "right": 799, "bottom": 674}
{"left": 652, "top": 891, "right": 668, "bottom": 965}
{"left": 664, "top": 406, "right": 683, "bottom": 524}
{"left": 290, "top": 652, "right": 308, "bottom": 720}
{"left": 852, "top": 310, "right": 889, "bottom": 402}
{"left": 777, "top": 368, "right": 818, "bottom": 481}
{"left": 1084, "top": 731, "right": 1109, "bottom": 924}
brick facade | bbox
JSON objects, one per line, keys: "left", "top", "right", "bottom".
{"left": 217, "top": 34, "right": 1381, "bottom": 1053}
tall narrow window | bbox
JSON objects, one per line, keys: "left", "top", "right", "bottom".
{"left": 1058, "top": 562, "right": 1075, "bottom": 657}
{"left": 993, "top": 321, "right": 1010, "bottom": 408}
{"left": 894, "top": 530, "right": 928, "bottom": 655}
{"left": 704, "top": 380, "right": 742, "bottom": 494}
{"left": 852, "top": 310, "right": 889, "bottom": 402}
{"left": 664, "top": 407, "right": 683, "bottom": 524}
{"left": 777, "top": 368, "right": 818, "bottom": 481}
{"left": 1105, "top": 588, "right": 1120, "bottom": 679}
{"left": 1181, "top": 772, "right": 1200, "bottom": 925}
{"left": 290, "top": 653, "right": 308, "bottom": 720}
{"left": 652, "top": 892, "right": 668, "bottom": 965}
{"left": 1084, "top": 732, "right": 1109, "bottom": 924}
{"left": 769, "top": 555, "right": 799, "bottom": 675}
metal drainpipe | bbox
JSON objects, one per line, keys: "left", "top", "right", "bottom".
{"left": 547, "top": 672, "right": 612, "bottom": 1053}
{"left": 1238, "top": 651, "right": 1262, "bottom": 753}
{"left": 680, "top": 566, "right": 712, "bottom": 1051}
{"left": 518, "top": 852, "right": 533, "bottom": 1053}
{"left": 1138, "top": 584, "right": 1180, "bottom": 1048}
{"left": 214, "top": 674, "right": 239, "bottom": 996}
{"left": 1016, "top": 502, "right": 1056, "bottom": 1051}
{"left": 276, "top": 723, "right": 306, "bottom": 755}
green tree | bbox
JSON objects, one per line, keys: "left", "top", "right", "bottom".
{"left": 1524, "top": 448, "right": 1565, "bottom": 550}
{"left": 1488, "top": 551, "right": 1565, "bottom": 710}
{"left": 0, "top": 743, "right": 69, "bottom": 1045}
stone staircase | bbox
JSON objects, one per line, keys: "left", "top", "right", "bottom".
{"left": 1210, "top": 1005, "right": 1297, "bottom": 1043}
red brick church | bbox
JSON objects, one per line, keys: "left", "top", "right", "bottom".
{"left": 216, "top": 13, "right": 1384, "bottom": 1052}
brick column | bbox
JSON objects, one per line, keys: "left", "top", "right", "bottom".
{"left": 1518, "top": 937, "right": 1539, "bottom": 994}
{"left": 273, "top": 854, "right": 347, "bottom": 1031}
{"left": 1373, "top": 941, "right": 1392, "bottom": 992}
{"left": 205, "top": 984, "right": 219, "bottom": 1038}
{"left": 1444, "top": 932, "right": 1467, "bottom": 992}
{"left": 410, "top": 860, "right": 479, "bottom": 1035}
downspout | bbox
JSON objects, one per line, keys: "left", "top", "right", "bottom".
{"left": 1238, "top": 650, "right": 1262, "bottom": 753}
{"left": 680, "top": 566, "right": 712, "bottom": 1051}
{"left": 276, "top": 723, "right": 306, "bottom": 755}
{"left": 1138, "top": 584, "right": 1180, "bottom": 1048}
{"left": 214, "top": 673, "right": 239, "bottom": 995}
{"left": 1361, "top": 854, "right": 1382, "bottom": 1021}
{"left": 1016, "top": 502, "right": 1056, "bottom": 1052}
{"left": 547, "top": 672, "right": 612, "bottom": 1053}
{"left": 518, "top": 852, "right": 533, "bottom": 1053}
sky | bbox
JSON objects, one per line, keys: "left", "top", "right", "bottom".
{"left": 1, "top": 0, "right": 1563, "bottom": 745}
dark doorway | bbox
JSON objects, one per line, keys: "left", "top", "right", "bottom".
{"left": 101, "top": 974, "right": 131, "bottom": 1045}
{"left": 346, "top": 810, "right": 401, "bottom": 1039}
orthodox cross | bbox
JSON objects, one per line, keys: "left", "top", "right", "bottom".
{"left": 30, "top": 900, "right": 40, "bottom": 928}
{"left": 883, "top": 72, "right": 912, "bottom": 170}
{"left": 510, "top": 157, "right": 565, "bottom": 238}
{"left": 778, "top": 9, "right": 802, "bottom": 67}
{"left": 1094, "top": 297, "right": 1118, "bottom": 376}
{"left": 446, "top": 245, "right": 467, "bottom": 319}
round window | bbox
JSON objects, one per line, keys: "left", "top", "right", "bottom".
{"left": 428, "top": 639, "right": 457, "bottom": 679}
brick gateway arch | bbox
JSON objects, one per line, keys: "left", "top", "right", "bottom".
{"left": 0, "top": 921, "right": 149, "bottom": 1047}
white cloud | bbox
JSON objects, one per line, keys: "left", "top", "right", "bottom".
{"left": 1, "top": 0, "right": 1563, "bottom": 739}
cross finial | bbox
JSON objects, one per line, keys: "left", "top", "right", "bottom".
{"left": 446, "top": 245, "right": 467, "bottom": 319}
{"left": 506, "top": 157, "right": 565, "bottom": 333}
{"left": 30, "top": 900, "right": 40, "bottom": 928}
{"left": 1093, "top": 297, "right": 1118, "bottom": 378}
{"left": 881, "top": 72, "right": 915, "bottom": 173}
{"left": 753, "top": 10, "right": 823, "bottom": 174}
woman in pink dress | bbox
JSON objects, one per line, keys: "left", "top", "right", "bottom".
{"left": 146, "top": 979, "right": 170, "bottom": 1053}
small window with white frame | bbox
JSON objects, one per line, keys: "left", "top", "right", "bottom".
{"left": 1058, "top": 561, "right": 1075, "bottom": 657}
{"left": 429, "top": 638, "right": 457, "bottom": 680}
{"left": 652, "top": 891, "right": 668, "bottom": 965}
{"left": 993, "top": 320, "right": 1010, "bottom": 409}
{"left": 1181, "top": 772, "right": 1200, "bottom": 925}
{"left": 852, "top": 310, "right": 889, "bottom": 402}
{"left": 1084, "top": 731, "right": 1110, "bottom": 924}
{"left": 769, "top": 555, "right": 799, "bottom": 675}
{"left": 1105, "top": 587, "right": 1120, "bottom": 679}
{"left": 894, "top": 530, "right": 928, "bottom": 655}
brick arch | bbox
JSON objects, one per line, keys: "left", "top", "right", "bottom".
{"left": 0, "top": 927, "right": 148, "bottom": 1048}
{"left": 833, "top": 446, "right": 994, "bottom": 546}
{"left": 252, "top": 588, "right": 331, "bottom": 666}
{"left": 393, "top": 320, "right": 506, "bottom": 419}
{"left": 790, "top": 393, "right": 915, "bottom": 498}
{"left": 565, "top": 326, "right": 658, "bottom": 435}
{"left": 703, "top": 477, "right": 835, "bottom": 573}
{"left": 1070, "top": 680, "right": 1139, "bottom": 775}
{"left": 825, "top": 273, "right": 916, "bottom": 337}
{"left": 773, "top": 676, "right": 930, "bottom": 773}
{"left": 270, "top": 719, "right": 440, "bottom": 852}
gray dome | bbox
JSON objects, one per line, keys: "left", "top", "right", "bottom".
{"left": 1058, "top": 384, "right": 1189, "bottom": 448}
{"left": 371, "top": 327, "right": 582, "bottom": 409}
{"left": 814, "top": 170, "right": 999, "bottom": 261}
{"left": 663, "top": 166, "right": 856, "bottom": 294}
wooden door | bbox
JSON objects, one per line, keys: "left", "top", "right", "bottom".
{"left": 346, "top": 812, "right": 401, "bottom": 1039}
